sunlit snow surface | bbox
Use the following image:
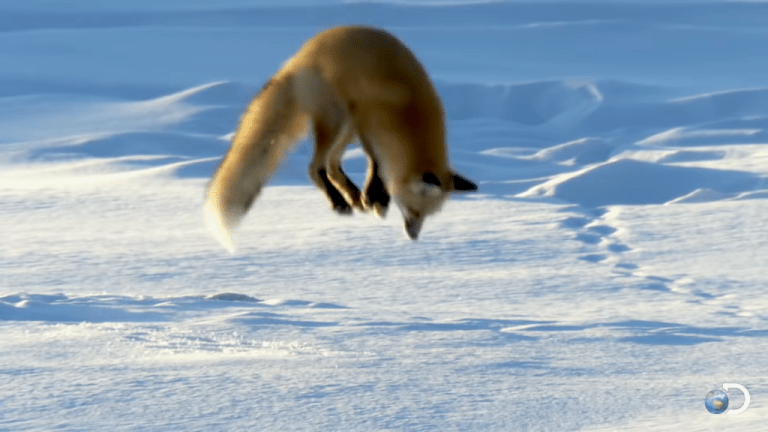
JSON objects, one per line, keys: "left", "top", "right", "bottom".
{"left": 2, "top": 1, "right": 768, "bottom": 430}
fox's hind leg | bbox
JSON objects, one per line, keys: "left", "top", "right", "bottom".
{"left": 325, "top": 127, "right": 365, "bottom": 212}
{"left": 297, "top": 68, "right": 363, "bottom": 214}
{"left": 309, "top": 114, "right": 363, "bottom": 215}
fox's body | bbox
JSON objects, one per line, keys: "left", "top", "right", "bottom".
{"left": 205, "top": 26, "right": 476, "bottom": 250}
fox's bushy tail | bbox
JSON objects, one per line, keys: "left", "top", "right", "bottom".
{"left": 205, "top": 73, "right": 308, "bottom": 252}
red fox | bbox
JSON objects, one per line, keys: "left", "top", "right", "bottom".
{"left": 205, "top": 25, "right": 477, "bottom": 251}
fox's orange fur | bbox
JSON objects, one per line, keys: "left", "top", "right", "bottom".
{"left": 205, "top": 25, "right": 476, "bottom": 251}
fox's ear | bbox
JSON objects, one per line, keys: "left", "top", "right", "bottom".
{"left": 411, "top": 173, "right": 443, "bottom": 197}
{"left": 451, "top": 173, "right": 478, "bottom": 192}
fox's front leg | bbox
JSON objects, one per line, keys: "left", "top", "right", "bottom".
{"left": 362, "top": 152, "right": 390, "bottom": 218}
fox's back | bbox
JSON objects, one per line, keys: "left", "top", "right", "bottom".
{"left": 290, "top": 26, "right": 433, "bottom": 96}
{"left": 285, "top": 26, "right": 448, "bottom": 178}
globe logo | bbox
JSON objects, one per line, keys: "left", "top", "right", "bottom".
{"left": 705, "top": 390, "right": 729, "bottom": 414}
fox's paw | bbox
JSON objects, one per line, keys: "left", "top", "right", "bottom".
{"left": 371, "top": 202, "right": 389, "bottom": 218}
{"left": 362, "top": 190, "right": 390, "bottom": 218}
{"left": 323, "top": 183, "right": 357, "bottom": 216}
{"left": 329, "top": 191, "right": 357, "bottom": 215}
{"left": 328, "top": 194, "right": 355, "bottom": 215}
{"left": 344, "top": 188, "right": 366, "bottom": 213}
{"left": 363, "top": 172, "right": 390, "bottom": 217}
{"left": 332, "top": 193, "right": 364, "bottom": 215}
{"left": 332, "top": 203, "right": 354, "bottom": 215}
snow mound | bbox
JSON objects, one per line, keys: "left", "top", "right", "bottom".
{"left": 519, "top": 158, "right": 760, "bottom": 207}
{"left": 0, "top": 84, "right": 241, "bottom": 145}
{"left": 26, "top": 131, "right": 225, "bottom": 160}
{"left": 206, "top": 292, "right": 261, "bottom": 302}
{"left": 438, "top": 80, "right": 603, "bottom": 126}
{"left": 0, "top": 293, "right": 165, "bottom": 323}
{"left": 638, "top": 127, "right": 766, "bottom": 147}
{"left": 524, "top": 137, "right": 615, "bottom": 165}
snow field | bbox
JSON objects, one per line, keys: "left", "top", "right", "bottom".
{"left": 2, "top": 1, "right": 768, "bottom": 430}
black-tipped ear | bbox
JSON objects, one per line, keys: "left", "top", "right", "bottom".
{"left": 451, "top": 173, "right": 477, "bottom": 192}
{"left": 422, "top": 172, "right": 441, "bottom": 187}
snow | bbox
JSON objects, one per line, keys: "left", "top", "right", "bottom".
{"left": 1, "top": 1, "right": 767, "bottom": 430}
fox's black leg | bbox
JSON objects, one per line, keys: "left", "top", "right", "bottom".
{"left": 361, "top": 152, "right": 390, "bottom": 218}
{"left": 324, "top": 126, "right": 364, "bottom": 212}
{"left": 327, "top": 163, "right": 363, "bottom": 210}
{"left": 309, "top": 120, "right": 354, "bottom": 215}
{"left": 318, "top": 167, "right": 353, "bottom": 214}
{"left": 366, "top": 166, "right": 390, "bottom": 217}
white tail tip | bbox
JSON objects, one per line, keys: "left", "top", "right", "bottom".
{"left": 204, "top": 197, "right": 236, "bottom": 253}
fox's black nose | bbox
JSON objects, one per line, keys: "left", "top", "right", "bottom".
{"left": 404, "top": 217, "right": 423, "bottom": 240}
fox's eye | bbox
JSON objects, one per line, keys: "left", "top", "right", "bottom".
{"left": 406, "top": 207, "right": 420, "bottom": 219}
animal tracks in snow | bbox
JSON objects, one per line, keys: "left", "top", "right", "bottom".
{"left": 557, "top": 207, "right": 633, "bottom": 266}
{"left": 557, "top": 206, "right": 696, "bottom": 299}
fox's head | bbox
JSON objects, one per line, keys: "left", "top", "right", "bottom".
{"left": 395, "top": 171, "right": 477, "bottom": 240}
